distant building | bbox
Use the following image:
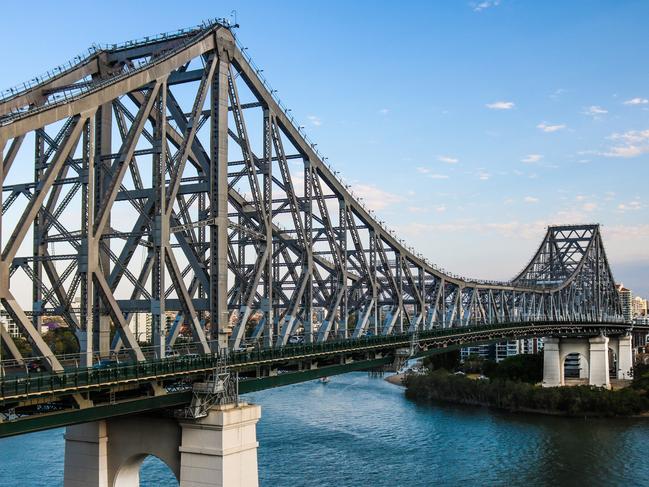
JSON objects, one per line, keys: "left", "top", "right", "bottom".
{"left": 617, "top": 284, "right": 633, "bottom": 322}
{"left": 139, "top": 312, "right": 178, "bottom": 343}
{"left": 130, "top": 312, "right": 151, "bottom": 343}
{"left": 632, "top": 296, "right": 648, "bottom": 317}
{"left": 461, "top": 338, "right": 543, "bottom": 363}
{"left": 634, "top": 316, "right": 649, "bottom": 326}
{"left": 0, "top": 306, "right": 20, "bottom": 338}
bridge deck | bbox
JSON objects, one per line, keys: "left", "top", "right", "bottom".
{"left": 0, "top": 320, "right": 636, "bottom": 438}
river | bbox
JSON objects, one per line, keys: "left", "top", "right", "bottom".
{"left": 1, "top": 372, "right": 647, "bottom": 486}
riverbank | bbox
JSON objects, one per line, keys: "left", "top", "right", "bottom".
{"left": 405, "top": 370, "right": 649, "bottom": 418}
{"left": 385, "top": 373, "right": 406, "bottom": 386}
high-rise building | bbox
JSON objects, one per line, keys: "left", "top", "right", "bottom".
{"left": 0, "top": 306, "right": 20, "bottom": 338}
{"left": 632, "top": 296, "right": 648, "bottom": 317}
{"left": 617, "top": 284, "right": 633, "bottom": 322}
{"left": 130, "top": 312, "right": 151, "bottom": 343}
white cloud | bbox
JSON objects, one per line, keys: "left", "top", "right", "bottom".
{"left": 617, "top": 200, "right": 644, "bottom": 212}
{"left": 351, "top": 184, "right": 402, "bottom": 211}
{"left": 471, "top": 0, "right": 501, "bottom": 12}
{"left": 307, "top": 115, "right": 322, "bottom": 127}
{"left": 623, "top": 97, "right": 649, "bottom": 106}
{"left": 438, "top": 155, "right": 459, "bottom": 164}
{"left": 537, "top": 122, "right": 566, "bottom": 133}
{"left": 428, "top": 174, "right": 450, "bottom": 180}
{"left": 602, "top": 145, "right": 649, "bottom": 158}
{"left": 582, "top": 202, "right": 597, "bottom": 212}
{"left": 416, "top": 167, "right": 431, "bottom": 174}
{"left": 486, "top": 101, "right": 515, "bottom": 110}
{"left": 583, "top": 105, "right": 608, "bottom": 117}
{"left": 407, "top": 206, "right": 428, "bottom": 214}
{"left": 523, "top": 196, "right": 539, "bottom": 203}
{"left": 549, "top": 88, "right": 567, "bottom": 99}
{"left": 521, "top": 154, "right": 543, "bottom": 163}
{"left": 609, "top": 129, "right": 649, "bottom": 144}
{"left": 478, "top": 172, "right": 490, "bottom": 180}
{"left": 602, "top": 129, "right": 649, "bottom": 158}
{"left": 378, "top": 108, "right": 390, "bottom": 115}
{"left": 435, "top": 205, "right": 447, "bottom": 213}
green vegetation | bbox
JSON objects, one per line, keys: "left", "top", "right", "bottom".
{"left": 425, "top": 351, "right": 543, "bottom": 384}
{"left": 423, "top": 350, "right": 461, "bottom": 371}
{"left": 43, "top": 328, "right": 79, "bottom": 355}
{"left": 405, "top": 357, "right": 649, "bottom": 417}
{"left": 482, "top": 354, "right": 543, "bottom": 384}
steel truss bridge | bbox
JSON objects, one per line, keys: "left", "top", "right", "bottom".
{"left": 0, "top": 19, "right": 633, "bottom": 437}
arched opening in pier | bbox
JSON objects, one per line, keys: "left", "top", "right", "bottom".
{"left": 114, "top": 454, "right": 178, "bottom": 487}
{"left": 563, "top": 352, "right": 588, "bottom": 382}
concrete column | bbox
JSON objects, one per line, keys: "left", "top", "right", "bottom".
{"left": 542, "top": 337, "right": 561, "bottom": 387}
{"left": 63, "top": 421, "right": 109, "bottom": 487}
{"left": 63, "top": 403, "right": 261, "bottom": 487}
{"left": 179, "top": 403, "right": 261, "bottom": 487}
{"left": 589, "top": 335, "right": 610, "bottom": 388}
{"left": 617, "top": 334, "right": 633, "bottom": 380}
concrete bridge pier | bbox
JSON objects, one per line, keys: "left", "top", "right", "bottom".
{"left": 542, "top": 334, "right": 633, "bottom": 388}
{"left": 63, "top": 402, "right": 261, "bottom": 487}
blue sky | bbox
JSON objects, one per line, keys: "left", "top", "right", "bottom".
{"left": 1, "top": 0, "right": 648, "bottom": 296}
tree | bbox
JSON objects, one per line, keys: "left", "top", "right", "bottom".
{"left": 485, "top": 353, "right": 544, "bottom": 384}
{"left": 423, "top": 350, "right": 461, "bottom": 371}
{"left": 42, "top": 328, "right": 79, "bottom": 355}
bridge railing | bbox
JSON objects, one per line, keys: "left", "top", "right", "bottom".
{"left": 0, "top": 312, "right": 628, "bottom": 377}
{"left": 0, "top": 20, "right": 232, "bottom": 125}
{"left": 0, "top": 319, "right": 630, "bottom": 401}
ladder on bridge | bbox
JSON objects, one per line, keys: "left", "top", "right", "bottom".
{"left": 177, "top": 355, "right": 238, "bottom": 419}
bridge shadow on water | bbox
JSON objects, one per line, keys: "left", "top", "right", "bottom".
{"left": 0, "top": 371, "right": 647, "bottom": 486}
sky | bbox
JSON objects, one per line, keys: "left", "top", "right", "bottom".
{"left": 1, "top": 0, "right": 648, "bottom": 297}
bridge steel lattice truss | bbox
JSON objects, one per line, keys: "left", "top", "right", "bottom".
{"left": 0, "top": 20, "right": 623, "bottom": 376}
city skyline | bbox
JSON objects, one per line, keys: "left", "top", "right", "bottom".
{"left": 0, "top": 0, "right": 647, "bottom": 296}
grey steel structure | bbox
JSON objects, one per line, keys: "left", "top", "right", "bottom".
{"left": 0, "top": 20, "right": 622, "bottom": 374}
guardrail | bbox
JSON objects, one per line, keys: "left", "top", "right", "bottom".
{"left": 0, "top": 320, "right": 630, "bottom": 402}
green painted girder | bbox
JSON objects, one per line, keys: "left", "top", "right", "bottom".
{"left": 0, "top": 321, "right": 629, "bottom": 405}
{"left": 0, "top": 357, "right": 391, "bottom": 438}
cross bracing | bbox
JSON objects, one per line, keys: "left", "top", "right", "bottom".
{"left": 0, "top": 19, "right": 623, "bottom": 375}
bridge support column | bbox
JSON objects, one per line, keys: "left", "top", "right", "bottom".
{"left": 63, "top": 403, "right": 261, "bottom": 487}
{"left": 178, "top": 403, "right": 261, "bottom": 487}
{"left": 541, "top": 337, "right": 561, "bottom": 387}
{"left": 589, "top": 335, "right": 610, "bottom": 388}
{"left": 617, "top": 334, "right": 633, "bottom": 380}
{"left": 63, "top": 421, "right": 109, "bottom": 487}
{"left": 542, "top": 335, "right": 613, "bottom": 388}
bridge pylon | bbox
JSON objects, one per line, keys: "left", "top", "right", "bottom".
{"left": 63, "top": 403, "right": 261, "bottom": 487}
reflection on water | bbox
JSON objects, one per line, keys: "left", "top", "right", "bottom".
{"left": 0, "top": 372, "right": 646, "bottom": 486}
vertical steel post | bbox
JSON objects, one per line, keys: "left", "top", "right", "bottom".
{"left": 32, "top": 132, "right": 45, "bottom": 336}
{"left": 369, "top": 229, "right": 378, "bottom": 335}
{"left": 210, "top": 48, "right": 230, "bottom": 351}
{"left": 151, "top": 82, "right": 167, "bottom": 359}
{"left": 79, "top": 117, "right": 96, "bottom": 366}
{"left": 94, "top": 104, "right": 112, "bottom": 358}
{"left": 396, "top": 252, "right": 403, "bottom": 333}
{"left": 303, "top": 160, "right": 314, "bottom": 343}
{"left": 263, "top": 109, "right": 274, "bottom": 347}
{"left": 338, "top": 198, "right": 347, "bottom": 338}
